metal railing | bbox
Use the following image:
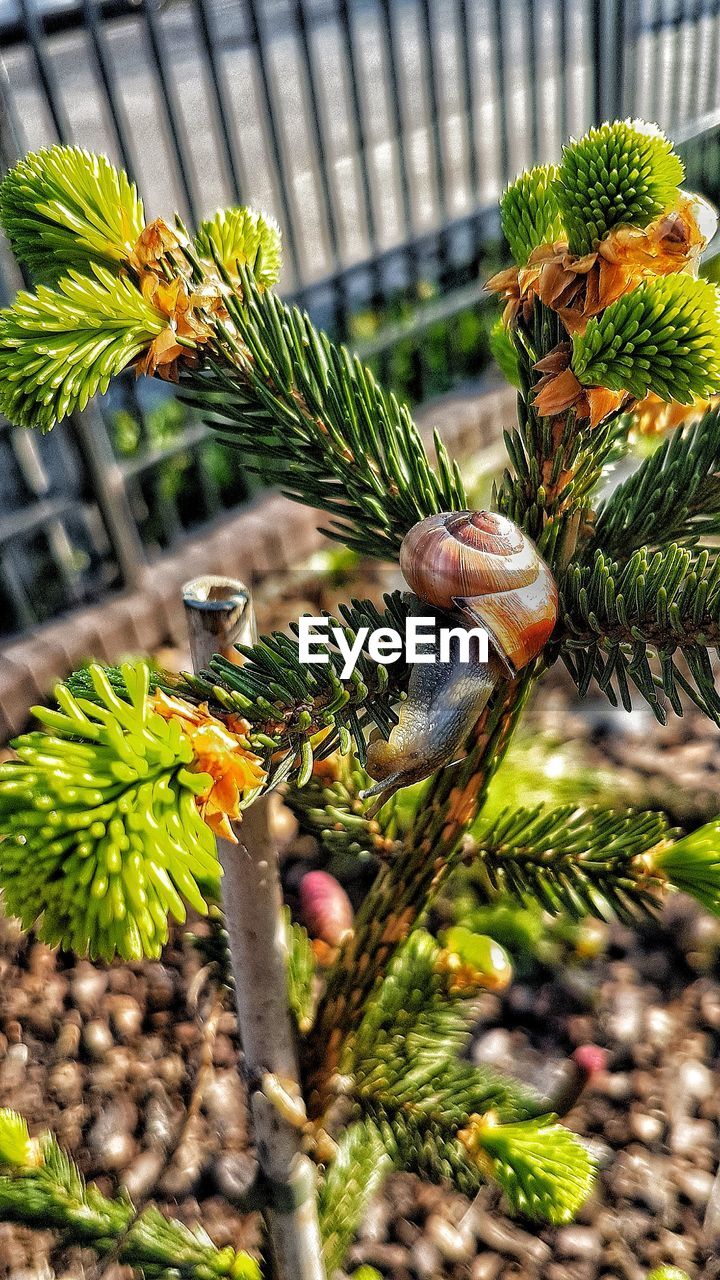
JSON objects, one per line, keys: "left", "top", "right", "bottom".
{"left": 1, "top": 0, "right": 720, "bottom": 639}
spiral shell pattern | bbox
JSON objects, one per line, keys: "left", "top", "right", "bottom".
{"left": 399, "top": 510, "right": 558, "bottom": 673}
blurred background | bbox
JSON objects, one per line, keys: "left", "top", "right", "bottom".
{"left": 0, "top": 0, "right": 720, "bottom": 647}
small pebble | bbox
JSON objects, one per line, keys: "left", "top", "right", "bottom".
{"left": 121, "top": 1149, "right": 165, "bottom": 1201}
{"left": 82, "top": 1019, "right": 113, "bottom": 1061}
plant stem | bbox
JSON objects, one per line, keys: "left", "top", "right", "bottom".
{"left": 183, "top": 576, "right": 325, "bottom": 1280}
{"left": 307, "top": 673, "right": 532, "bottom": 1115}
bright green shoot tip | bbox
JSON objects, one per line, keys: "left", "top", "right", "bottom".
{"left": 0, "top": 146, "right": 145, "bottom": 285}
{"left": 500, "top": 164, "right": 564, "bottom": 265}
{"left": 195, "top": 205, "right": 282, "bottom": 289}
{"left": 556, "top": 119, "right": 684, "bottom": 255}
{"left": 0, "top": 661, "right": 218, "bottom": 962}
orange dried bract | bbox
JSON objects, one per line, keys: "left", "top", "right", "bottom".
{"left": 488, "top": 197, "right": 708, "bottom": 336}
{"left": 130, "top": 217, "right": 182, "bottom": 270}
{"left": 151, "top": 689, "right": 266, "bottom": 841}
{"left": 533, "top": 344, "right": 629, "bottom": 427}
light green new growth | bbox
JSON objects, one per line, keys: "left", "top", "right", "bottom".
{"left": 489, "top": 317, "right": 521, "bottom": 388}
{"left": 471, "top": 1115, "right": 597, "bottom": 1224}
{"left": 0, "top": 1111, "right": 39, "bottom": 1169}
{"left": 0, "top": 145, "right": 144, "bottom": 284}
{"left": 571, "top": 275, "right": 720, "bottom": 403}
{"left": 500, "top": 164, "right": 564, "bottom": 264}
{"left": 0, "top": 662, "right": 218, "bottom": 961}
{"left": 0, "top": 267, "right": 166, "bottom": 431}
{"left": 318, "top": 1122, "right": 392, "bottom": 1276}
{"left": 556, "top": 120, "right": 684, "bottom": 255}
{"left": 0, "top": 1111, "right": 261, "bottom": 1279}
{"left": 195, "top": 206, "right": 282, "bottom": 288}
{"left": 651, "top": 819, "right": 720, "bottom": 912}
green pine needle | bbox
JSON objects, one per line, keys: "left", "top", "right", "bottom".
{"left": 470, "top": 803, "right": 672, "bottom": 924}
{"left": 285, "top": 907, "right": 316, "bottom": 1034}
{"left": 0, "top": 146, "right": 145, "bottom": 284}
{"left": 556, "top": 120, "right": 684, "bottom": 255}
{"left": 591, "top": 403, "right": 720, "bottom": 556}
{"left": 318, "top": 1121, "right": 392, "bottom": 1276}
{"left": 500, "top": 164, "right": 564, "bottom": 265}
{"left": 651, "top": 819, "right": 720, "bottom": 913}
{"left": 489, "top": 318, "right": 522, "bottom": 388}
{"left": 0, "top": 661, "right": 218, "bottom": 962}
{"left": 0, "top": 1115, "right": 260, "bottom": 1278}
{"left": 194, "top": 205, "right": 282, "bottom": 288}
{"left": 0, "top": 266, "right": 166, "bottom": 431}
{"left": 572, "top": 275, "right": 720, "bottom": 404}
{"left": 465, "top": 1115, "right": 597, "bottom": 1224}
{"left": 0, "top": 1111, "right": 39, "bottom": 1170}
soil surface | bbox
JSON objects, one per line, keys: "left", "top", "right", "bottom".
{"left": 3, "top": 561, "right": 720, "bottom": 1280}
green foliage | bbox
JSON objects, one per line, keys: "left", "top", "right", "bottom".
{"left": 0, "top": 267, "right": 165, "bottom": 431}
{"left": 186, "top": 594, "right": 413, "bottom": 770}
{"left": 318, "top": 1121, "right": 392, "bottom": 1277}
{"left": 500, "top": 164, "right": 564, "bottom": 264}
{"left": 465, "top": 1115, "right": 597, "bottom": 1224}
{"left": 181, "top": 266, "right": 467, "bottom": 558}
{"left": 555, "top": 120, "right": 684, "bottom": 254}
{"left": 345, "top": 930, "right": 556, "bottom": 1204}
{"left": 489, "top": 317, "right": 521, "bottom": 388}
{"left": 571, "top": 275, "right": 720, "bottom": 404}
{"left": 0, "top": 1110, "right": 39, "bottom": 1169}
{"left": 651, "top": 818, "right": 720, "bottom": 913}
{"left": 194, "top": 206, "right": 282, "bottom": 288}
{"left": 0, "top": 145, "right": 144, "bottom": 284}
{"left": 0, "top": 662, "right": 218, "bottom": 961}
{"left": 591, "top": 405, "right": 720, "bottom": 556}
{"left": 647, "top": 1270, "right": 691, "bottom": 1280}
{"left": 560, "top": 544, "right": 720, "bottom": 723}
{"left": 469, "top": 803, "right": 671, "bottom": 923}
{"left": 285, "top": 908, "right": 316, "bottom": 1034}
{"left": 0, "top": 1115, "right": 260, "bottom": 1278}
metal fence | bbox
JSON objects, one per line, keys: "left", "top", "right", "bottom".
{"left": 1, "top": 0, "right": 720, "bottom": 639}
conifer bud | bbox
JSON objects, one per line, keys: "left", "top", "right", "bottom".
{"left": 300, "top": 870, "right": 354, "bottom": 947}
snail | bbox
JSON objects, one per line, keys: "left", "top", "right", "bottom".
{"left": 364, "top": 511, "right": 558, "bottom": 802}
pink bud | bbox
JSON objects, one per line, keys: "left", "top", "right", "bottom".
{"left": 572, "top": 1044, "right": 608, "bottom": 1078}
{"left": 299, "top": 871, "right": 354, "bottom": 947}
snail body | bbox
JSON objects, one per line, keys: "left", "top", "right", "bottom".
{"left": 365, "top": 511, "right": 557, "bottom": 802}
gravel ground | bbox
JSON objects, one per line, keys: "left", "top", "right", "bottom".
{"left": 4, "top": 562, "right": 720, "bottom": 1279}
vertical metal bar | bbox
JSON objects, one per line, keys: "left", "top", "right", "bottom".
{"left": 337, "top": 0, "right": 380, "bottom": 258}
{"left": 140, "top": 0, "right": 199, "bottom": 223}
{"left": 293, "top": 1, "right": 342, "bottom": 265}
{"left": 0, "top": 551, "right": 35, "bottom": 631}
{"left": 191, "top": 0, "right": 246, "bottom": 204}
{"left": 71, "top": 403, "right": 147, "bottom": 588}
{"left": 417, "top": 0, "right": 447, "bottom": 223}
{"left": 670, "top": 0, "right": 689, "bottom": 127}
{"left": 704, "top": 0, "right": 720, "bottom": 113}
{"left": 457, "top": 0, "right": 478, "bottom": 202}
{"left": 528, "top": 0, "right": 541, "bottom": 163}
{"left": 591, "top": 0, "right": 604, "bottom": 126}
{"left": 245, "top": 0, "right": 303, "bottom": 285}
{"left": 377, "top": 0, "right": 415, "bottom": 249}
{"left": 557, "top": 0, "right": 569, "bottom": 144}
{"left": 592, "top": 0, "right": 626, "bottom": 124}
{"left": 490, "top": 0, "right": 510, "bottom": 188}
{"left": 81, "top": 0, "right": 138, "bottom": 179}
{"left": 18, "top": 0, "right": 72, "bottom": 140}
{"left": 292, "top": 0, "right": 345, "bottom": 325}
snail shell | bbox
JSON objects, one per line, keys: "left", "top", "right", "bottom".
{"left": 399, "top": 510, "right": 558, "bottom": 673}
